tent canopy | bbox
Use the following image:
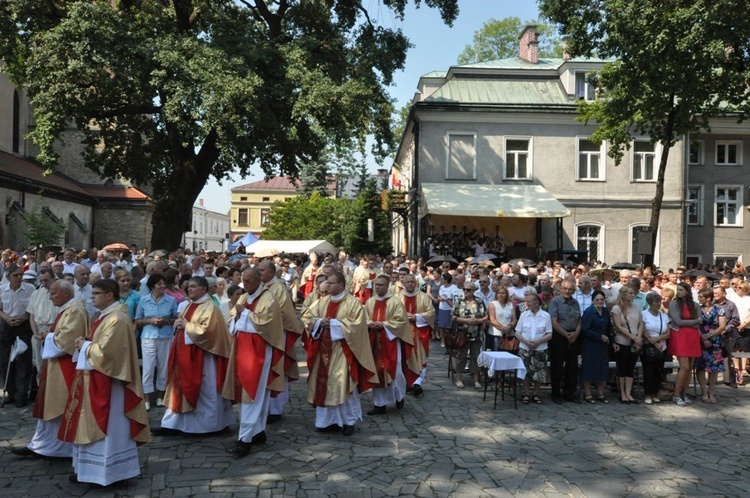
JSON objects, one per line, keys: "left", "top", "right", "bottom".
{"left": 420, "top": 183, "right": 570, "bottom": 218}
{"left": 228, "top": 232, "right": 259, "bottom": 251}
{"left": 245, "top": 239, "right": 338, "bottom": 255}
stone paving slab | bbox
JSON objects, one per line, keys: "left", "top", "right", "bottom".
{"left": 2, "top": 343, "right": 750, "bottom": 497}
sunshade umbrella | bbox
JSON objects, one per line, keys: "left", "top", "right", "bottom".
{"left": 470, "top": 253, "right": 498, "bottom": 264}
{"left": 610, "top": 262, "right": 640, "bottom": 270}
{"left": 149, "top": 249, "right": 169, "bottom": 258}
{"left": 425, "top": 255, "right": 459, "bottom": 269}
{"left": 102, "top": 243, "right": 129, "bottom": 252}
{"left": 682, "top": 269, "right": 721, "bottom": 280}
{"left": 477, "top": 260, "right": 496, "bottom": 268}
{"left": 555, "top": 259, "right": 577, "bottom": 267}
{"left": 589, "top": 268, "right": 619, "bottom": 281}
{"left": 508, "top": 258, "right": 536, "bottom": 266}
{"left": 254, "top": 247, "right": 280, "bottom": 258}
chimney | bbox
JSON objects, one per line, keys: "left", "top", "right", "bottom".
{"left": 562, "top": 36, "right": 572, "bottom": 61}
{"left": 199, "top": 199, "right": 204, "bottom": 207}
{"left": 518, "top": 25, "right": 539, "bottom": 64}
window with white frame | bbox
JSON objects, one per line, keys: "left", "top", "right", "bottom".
{"left": 577, "top": 139, "right": 604, "bottom": 180}
{"left": 686, "top": 185, "right": 703, "bottom": 226}
{"left": 260, "top": 208, "right": 270, "bottom": 226}
{"left": 715, "top": 254, "right": 741, "bottom": 269}
{"left": 574, "top": 72, "right": 596, "bottom": 101}
{"left": 715, "top": 141, "right": 742, "bottom": 166}
{"left": 689, "top": 139, "right": 704, "bottom": 165}
{"left": 446, "top": 133, "right": 476, "bottom": 180}
{"left": 715, "top": 186, "right": 743, "bottom": 227}
{"left": 576, "top": 224, "right": 602, "bottom": 262}
{"left": 504, "top": 138, "right": 531, "bottom": 180}
{"left": 632, "top": 141, "right": 657, "bottom": 181}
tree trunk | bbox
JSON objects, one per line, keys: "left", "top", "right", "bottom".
{"left": 149, "top": 156, "right": 215, "bottom": 250}
{"left": 644, "top": 103, "right": 678, "bottom": 270}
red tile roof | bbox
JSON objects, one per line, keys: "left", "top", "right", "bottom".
{"left": 82, "top": 185, "right": 151, "bottom": 200}
{"left": 232, "top": 175, "right": 337, "bottom": 192}
{"left": 0, "top": 150, "right": 92, "bottom": 196}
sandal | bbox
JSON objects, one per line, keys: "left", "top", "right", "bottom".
{"left": 531, "top": 395, "right": 543, "bottom": 404}
{"left": 596, "top": 394, "right": 608, "bottom": 404}
{"left": 521, "top": 395, "right": 530, "bottom": 405}
{"left": 584, "top": 395, "right": 596, "bottom": 404}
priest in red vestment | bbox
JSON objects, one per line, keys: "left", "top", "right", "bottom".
{"left": 364, "top": 275, "right": 417, "bottom": 415}
{"left": 301, "top": 271, "right": 377, "bottom": 436}
{"left": 58, "top": 279, "right": 150, "bottom": 486}
{"left": 222, "top": 268, "right": 285, "bottom": 458}
{"left": 155, "top": 277, "right": 234, "bottom": 435}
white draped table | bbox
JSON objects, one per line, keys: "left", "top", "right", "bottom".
{"left": 477, "top": 351, "right": 527, "bottom": 409}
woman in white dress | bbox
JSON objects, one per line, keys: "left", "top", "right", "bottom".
{"left": 487, "top": 286, "right": 516, "bottom": 352}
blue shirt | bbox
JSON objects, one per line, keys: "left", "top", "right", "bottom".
{"left": 119, "top": 290, "right": 141, "bottom": 320}
{"left": 136, "top": 293, "right": 177, "bottom": 339}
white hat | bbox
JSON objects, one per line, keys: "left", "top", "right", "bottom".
{"left": 23, "top": 270, "right": 37, "bottom": 280}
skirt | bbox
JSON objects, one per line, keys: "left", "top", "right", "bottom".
{"left": 668, "top": 326, "right": 702, "bottom": 358}
{"left": 437, "top": 308, "right": 453, "bottom": 329}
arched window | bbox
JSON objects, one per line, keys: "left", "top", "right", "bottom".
{"left": 12, "top": 90, "right": 20, "bottom": 153}
{"left": 575, "top": 223, "right": 603, "bottom": 263}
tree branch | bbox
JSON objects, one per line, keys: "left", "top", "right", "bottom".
{"left": 91, "top": 105, "right": 161, "bottom": 119}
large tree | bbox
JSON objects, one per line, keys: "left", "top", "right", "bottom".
{"left": 261, "top": 191, "right": 346, "bottom": 246}
{"left": 456, "top": 17, "right": 562, "bottom": 65}
{"left": 0, "top": 0, "right": 459, "bottom": 249}
{"left": 540, "top": 0, "right": 750, "bottom": 267}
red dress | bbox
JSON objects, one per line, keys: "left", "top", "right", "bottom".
{"left": 668, "top": 304, "right": 702, "bottom": 358}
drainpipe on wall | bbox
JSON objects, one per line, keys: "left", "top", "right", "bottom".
{"left": 412, "top": 116, "right": 420, "bottom": 258}
{"left": 682, "top": 133, "right": 689, "bottom": 265}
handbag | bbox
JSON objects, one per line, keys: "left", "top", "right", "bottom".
{"left": 498, "top": 332, "right": 520, "bottom": 353}
{"left": 444, "top": 326, "right": 466, "bottom": 349}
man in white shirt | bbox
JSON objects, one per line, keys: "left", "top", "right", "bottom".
{"left": 73, "top": 266, "right": 96, "bottom": 320}
{"left": 61, "top": 249, "right": 79, "bottom": 275}
{"left": 26, "top": 269, "right": 58, "bottom": 385}
{"left": 89, "top": 250, "right": 108, "bottom": 275}
{"left": 573, "top": 275, "right": 594, "bottom": 316}
{"left": 0, "top": 265, "right": 36, "bottom": 407}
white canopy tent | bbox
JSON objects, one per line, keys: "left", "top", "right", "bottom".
{"left": 245, "top": 239, "right": 339, "bottom": 255}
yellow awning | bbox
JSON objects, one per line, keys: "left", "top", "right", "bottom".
{"left": 420, "top": 183, "right": 571, "bottom": 218}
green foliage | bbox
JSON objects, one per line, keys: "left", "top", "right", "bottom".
{"left": 0, "top": 0, "right": 460, "bottom": 248}
{"left": 456, "top": 17, "right": 563, "bottom": 64}
{"left": 391, "top": 103, "right": 412, "bottom": 145}
{"left": 340, "top": 178, "right": 392, "bottom": 255}
{"left": 297, "top": 160, "right": 330, "bottom": 197}
{"left": 261, "top": 191, "right": 347, "bottom": 247}
{"left": 13, "top": 202, "right": 66, "bottom": 248}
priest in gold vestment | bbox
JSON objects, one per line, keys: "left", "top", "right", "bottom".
{"left": 58, "top": 279, "right": 150, "bottom": 486}
{"left": 301, "top": 271, "right": 377, "bottom": 436}
{"left": 11, "top": 281, "right": 88, "bottom": 458}
{"left": 399, "top": 274, "right": 434, "bottom": 397}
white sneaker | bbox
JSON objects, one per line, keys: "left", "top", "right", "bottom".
{"left": 644, "top": 397, "right": 652, "bottom": 404}
{"left": 455, "top": 380, "right": 464, "bottom": 388}
{"left": 156, "top": 398, "right": 164, "bottom": 407}
{"left": 474, "top": 382, "right": 482, "bottom": 390}
{"left": 145, "top": 402, "right": 151, "bottom": 411}
{"left": 652, "top": 397, "right": 661, "bottom": 403}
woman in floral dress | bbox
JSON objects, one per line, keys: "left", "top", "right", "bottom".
{"left": 695, "top": 289, "right": 727, "bottom": 403}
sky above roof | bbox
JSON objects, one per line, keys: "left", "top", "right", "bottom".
{"left": 198, "top": 1, "right": 540, "bottom": 214}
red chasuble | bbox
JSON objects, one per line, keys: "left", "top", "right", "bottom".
{"left": 166, "top": 303, "right": 228, "bottom": 412}
{"left": 403, "top": 294, "right": 431, "bottom": 358}
{"left": 302, "top": 268, "right": 316, "bottom": 298}
{"left": 34, "top": 311, "right": 77, "bottom": 419}
{"left": 368, "top": 298, "right": 399, "bottom": 388}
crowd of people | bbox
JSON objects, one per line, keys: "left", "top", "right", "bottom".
{"left": 0, "top": 244, "right": 747, "bottom": 486}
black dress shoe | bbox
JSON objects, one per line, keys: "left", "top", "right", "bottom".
{"left": 342, "top": 425, "right": 355, "bottom": 436}
{"left": 367, "top": 405, "right": 387, "bottom": 416}
{"left": 251, "top": 431, "right": 266, "bottom": 444}
{"left": 564, "top": 396, "right": 582, "bottom": 404}
{"left": 552, "top": 398, "right": 563, "bottom": 405}
{"left": 316, "top": 424, "right": 340, "bottom": 433}
{"left": 151, "top": 427, "right": 181, "bottom": 437}
{"left": 395, "top": 398, "right": 405, "bottom": 410}
{"left": 412, "top": 385, "right": 424, "bottom": 396}
{"left": 10, "top": 446, "right": 40, "bottom": 458}
{"left": 266, "top": 414, "right": 282, "bottom": 424}
{"left": 231, "top": 441, "right": 253, "bottom": 459}
{"left": 15, "top": 399, "right": 28, "bottom": 408}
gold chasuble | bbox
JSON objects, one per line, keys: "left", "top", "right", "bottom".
{"left": 222, "top": 289, "right": 286, "bottom": 403}
{"left": 165, "top": 298, "right": 231, "bottom": 413}
{"left": 34, "top": 300, "right": 89, "bottom": 421}
{"left": 365, "top": 295, "right": 421, "bottom": 387}
{"left": 302, "top": 293, "right": 377, "bottom": 406}
{"left": 264, "top": 278, "right": 303, "bottom": 381}
{"left": 59, "top": 304, "right": 150, "bottom": 445}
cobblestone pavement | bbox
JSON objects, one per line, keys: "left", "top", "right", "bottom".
{"left": 2, "top": 345, "right": 750, "bottom": 497}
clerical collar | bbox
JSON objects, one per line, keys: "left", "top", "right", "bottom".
{"left": 191, "top": 294, "right": 210, "bottom": 304}
{"left": 265, "top": 277, "right": 278, "bottom": 287}
{"left": 246, "top": 285, "right": 263, "bottom": 303}
{"left": 402, "top": 289, "right": 418, "bottom": 297}
{"left": 331, "top": 290, "right": 347, "bottom": 301}
{"left": 58, "top": 299, "right": 73, "bottom": 312}
{"left": 376, "top": 291, "right": 392, "bottom": 301}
